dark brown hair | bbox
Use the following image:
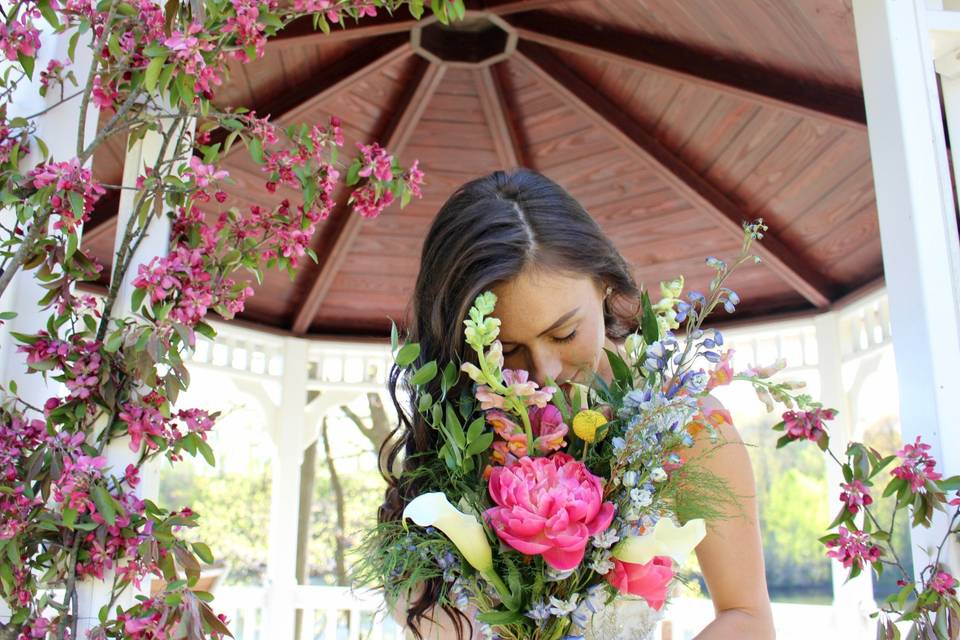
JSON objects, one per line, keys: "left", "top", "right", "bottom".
{"left": 377, "top": 169, "right": 640, "bottom": 639}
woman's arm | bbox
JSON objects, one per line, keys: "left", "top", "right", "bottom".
{"left": 687, "top": 397, "right": 776, "bottom": 639}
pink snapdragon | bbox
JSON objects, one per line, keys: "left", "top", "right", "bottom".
{"left": 824, "top": 526, "right": 882, "bottom": 570}
{"left": 485, "top": 452, "right": 615, "bottom": 570}
{"left": 891, "top": 436, "right": 943, "bottom": 492}
{"left": 839, "top": 480, "right": 873, "bottom": 515}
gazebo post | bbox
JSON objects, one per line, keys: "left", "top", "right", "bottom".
{"left": 71, "top": 103, "right": 190, "bottom": 633}
{"left": 814, "top": 312, "right": 875, "bottom": 635}
{"left": 852, "top": 0, "right": 960, "bottom": 578}
{"left": 265, "top": 336, "right": 309, "bottom": 639}
{"left": 0, "top": 25, "right": 96, "bottom": 625}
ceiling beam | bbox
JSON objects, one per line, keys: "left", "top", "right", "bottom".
{"left": 474, "top": 66, "right": 525, "bottom": 168}
{"left": 268, "top": 12, "right": 416, "bottom": 49}
{"left": 516, "top": 41, "right": 834, "bottom": 308}
{"left": 211, "top": 37, "right": 411, "bottom": 151}
{"left": 507, "top": 12, "right": 866, "bottom": 130}
{"left": 82, "top": 188, "right": 121, "bottom": 245}
{"left": 291, "top": 60, "right": 447, "bottom": 334}
{"left": 269, "top": 0, "right": 559, "bottom": 49}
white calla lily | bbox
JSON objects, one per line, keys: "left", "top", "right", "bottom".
{"left": 403, "top": 492, "right": 493, "bottom": 573}
{"left": 612, "top": 517, "right": 706, "bottom": 565}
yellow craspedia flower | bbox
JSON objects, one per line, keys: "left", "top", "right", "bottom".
{"left": 572, "top": 410, "right": 607, "bottom": 443}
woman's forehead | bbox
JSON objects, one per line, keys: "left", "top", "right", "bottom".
{"left": 492, "top": 270, "right": 599, "bottom": 336}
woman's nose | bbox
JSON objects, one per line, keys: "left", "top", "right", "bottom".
{"left": 528, "top": 349, "right": 563, "bottom": 387}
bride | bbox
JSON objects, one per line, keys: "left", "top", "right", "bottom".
{"left": 378, "top": 169, "right": 774, "bottom": 640}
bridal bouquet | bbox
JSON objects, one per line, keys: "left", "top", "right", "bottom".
{"left": 354, "top": 222, "right": 833, "bottom": 640}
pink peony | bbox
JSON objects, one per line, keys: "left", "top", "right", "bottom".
{"left": 485, "top": 453, "right": 615, "bottom": 570}
{"left": 605, "top": 556, "right": 674, "bottom": 610}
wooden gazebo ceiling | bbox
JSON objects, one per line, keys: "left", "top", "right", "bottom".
{"left": 86, "top": 0, "right": 881, "bottom": 339}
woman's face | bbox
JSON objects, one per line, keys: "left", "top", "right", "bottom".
{"left": 491, "top": 267, "right": 612, "bottom": 387}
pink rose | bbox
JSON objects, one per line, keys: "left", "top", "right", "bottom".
{"left": 485, "top": 453, "right": 615, "bottom": 570}
{"left": 605, "top": 556, "right": 674, "bottom": 610}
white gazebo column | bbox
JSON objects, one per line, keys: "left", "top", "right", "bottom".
{"left": 265, "top": 336, "right": 309, "bottom": 639}
{"left": 0, "top": 25, "right": 95, "bottom": 628}
{"left": 814, "top": 313, "right": 875, "bottom": 636}
{"left": 852, "top": 0, "right": 960, "bottom": 579}
{"left": 74, "top": 105, "right": 192, "bottom": 633}
{"left": 0, "top": 28, "right": 96, "bottom": 390}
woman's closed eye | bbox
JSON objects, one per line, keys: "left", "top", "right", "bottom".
{"left": 501, "top": 330, "right": 578, "bottom": 357}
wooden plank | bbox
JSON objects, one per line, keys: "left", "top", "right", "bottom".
{"left": 507, "top": 11, "right": 867, "bottom": 129}
{"left": 516, "top": 41, "right": 834, "bottom": 308}
{"left": 474, "top": 66, "right": 525, "bottom": 168}
{"left": 211, "top": 37, "right": 410, "bottom": 150}
{"left": 291, "top": 60, "right": 446, "bottom": 334}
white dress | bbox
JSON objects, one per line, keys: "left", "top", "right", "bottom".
{"left": 583, "top": 596, "right": 664, "bottom": 640}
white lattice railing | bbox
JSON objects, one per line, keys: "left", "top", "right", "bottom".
{"left": 211, "top": 586, "right": 840, "bottom": 640}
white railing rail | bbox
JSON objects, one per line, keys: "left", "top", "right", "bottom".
{"left": 212, "top": 586, "right": 840, "bottom": 640}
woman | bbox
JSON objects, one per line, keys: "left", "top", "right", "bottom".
{"left": 379, "top": 169, "right": 775, "bottom": 640}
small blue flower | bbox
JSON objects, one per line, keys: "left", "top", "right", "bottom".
{"left": 525, "top": 601, "right": 552, "bottom": 625}
{"left": 703, "top": 351, "right": 721, "bottom": 363}
{"left": 713, "top": 330, "right": 724, "bottom": 346}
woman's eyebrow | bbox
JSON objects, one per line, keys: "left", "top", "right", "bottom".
{"left": 537, "top": 307, "right": 579, "bottom": 337}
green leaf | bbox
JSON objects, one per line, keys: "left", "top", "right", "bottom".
{"left": 90, "top": 484, "right": 116, "bottom": 526}
{"left": 409, "top": 0, "right": 424, "bottom": 19}
{"left": 466, "top": 416, "right": 485, "bottom": 443}
{"left": 195, "top": 321, "right": 217, "bottom": 340}
{"left": 476, "top": 610, "right": 525, "bottom": 625}
{"left": 196, "top": 438, "right": 216, "bottom": 467}
{"left": 34, "top": 136, "right": 49, "bottom": 160}
{"left": 143, "top": 44, "right": 168, "bottom": 57}
{"left": 18, "top": 52, "right": 34, "bottom": 80}
{"left": 68, "top": 31, "right": 80, "bottom": 62}
{"left": 546, "top": 375, "right": 571, "bottom": 424}
{"left": 144, "top": 55, "right": 166, "bottom": 94}
{"left": 38, "top": 0, "right": 61, "bottom": 27}
{"left": 938, "top": 475, "right": 960, "bottom": 491}
{"left": 62, "top": 507, "right": 77, "bottom": 529}
{"left": 445, "top": 404, "right": 465, "bottom": 448}
{"left": 390, "top": 321, "right": 399, "bottom": 353}
{"left": 411, "top": 361, "right": 438, "bottom": 386}
{"left": 440, "top": 361, "right": 458, "bottom": 397}
{"left": 248, "top": 137, "right": 264, "bottom": 165}
{"left": 417, "top": 392, "right": 433, "bottom": 413}
{"left": 640, "top": 290, "right": 659, "bottom": 344}
{"left": 395, "top": 343, "right": 420, "bottom": 367}
{"left": 131, "top": 286, "right": 147, "bottom": 314}
{"left": 5, "top": 540, "right": 20, "bottom": 568}
{"left": 465, "top": 432, "right": 494, "bottom": 457}
{"left": 192, "top": 542, "right": 214, "bottom": 564}
{"left": 346, "top": 159, "right": 361, "bottom": 186}
{"left": 604, "top": 347, "right": 632, "bottom": 389}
